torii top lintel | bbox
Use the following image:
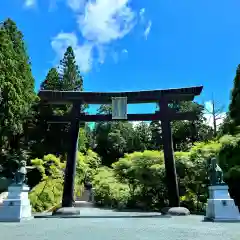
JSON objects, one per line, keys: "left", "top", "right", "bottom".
{"left": 38, "top": 86, "right": 203, "bottom": 104}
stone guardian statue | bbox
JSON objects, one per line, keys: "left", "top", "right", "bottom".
{"left": 13, "top": 160, "right": 27, "bottom": 185}
{"left": 208, "top": 157, "right": 224, "bottom": 186}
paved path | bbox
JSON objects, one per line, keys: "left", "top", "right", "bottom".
{"left": 0, "top": 208, "right": 239, "bottom": 240}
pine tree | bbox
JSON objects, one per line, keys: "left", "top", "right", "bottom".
{"left": 41, "top": 68, "right": 60, "bottom": 90}
{"left": 59, "top": 46, "right": 83, "bottom": 91}
{"left": 32, "top": 46, "right": 86, "bottom": 158}
{"left": 229, "top": 65, "right": 240, "bottom": 126}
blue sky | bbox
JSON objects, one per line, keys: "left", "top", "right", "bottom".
{"left": 1, "top": 0, "right": 239, "bottom": 122}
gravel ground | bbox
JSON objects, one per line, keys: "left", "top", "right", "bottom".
{"left": 0, "top": 208, "right": 239, "bottom": 240}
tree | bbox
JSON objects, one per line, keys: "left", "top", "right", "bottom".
{"left": 97, "top": 104, "right": 112, "bottom": 115}
{"left": 93, "top": 104, "right": 136, "bottom": 165}
{"left": 0, "top": 19, "right": 36, "bottom": 176}
{"left": 133, "top": 122, "right": 152, "bottom": 152}
{"left": 78, "top": 128, "right": 88, "bottom": 153}
{"left": 59, "top": 46, "right": 83, "bottom": 91}
{"left": 204, "top": 97, "right": 225, "bottom": 137}
{"left": 173, "top": 101, "right": 214, "bottom": 150}
{"left": 29, "top": 46, "right": 86, "bottom": 158}
{"left": 149, "top": 121, "right": 163, "bottom": 150}
{"left": 40, "top": 68, "right": 60, "bottom": 90}
{"left": 229, "top": 64, "right": 240, "bottom": 126}
{"left": 218, "top": 113, "right": 236, "bottom": 136}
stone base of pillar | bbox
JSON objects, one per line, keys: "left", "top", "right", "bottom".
{"left": 161, "top": 207, "right": 190, "bottom": 216}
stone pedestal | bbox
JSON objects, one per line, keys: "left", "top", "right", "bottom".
{"left": 0, "top": 184, "right": 32, "bottom": 222}
{"left": 205, "top": 185, "right": 240, "bottom": 222}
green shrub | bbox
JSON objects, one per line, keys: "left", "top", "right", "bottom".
{"left": 29, "top": 178, "right": 64, "bottom": 212}
{"left": 93, "top": 167, "right": 130, "bottom": 208}
{"left": 29, "top": 151, "right": 101, "bottom": 212}
{"left": 218, "top": 134, "right": 240, "bottom": 173}
{"left": 218, "top": 135, "right": 240, "bottom": 209}
{"left": 189, "top": 141, "right": 222, "bottom": 162}
{"left": 31, "top": 154, "right": 65, "bottom": 180}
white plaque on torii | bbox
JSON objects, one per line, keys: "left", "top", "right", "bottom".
{"left": 112, "top": 97, "right": 127, "bottom": 120}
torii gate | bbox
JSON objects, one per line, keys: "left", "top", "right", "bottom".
{"left": 38, "top": 86, "right": 203, "bottom": 214}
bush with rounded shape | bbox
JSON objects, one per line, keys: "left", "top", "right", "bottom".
{"left": 92, "top": 167, "right": 130, "bottom": 208}
{"left": 218, "top": 134, "right": 240, "bottom": 173}
{"left": 189, "top": 141, "right": 222, "bottom": 162}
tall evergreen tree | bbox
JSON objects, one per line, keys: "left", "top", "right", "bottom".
{"left": 30, "top": 46, "right": 86, "bottom": 158}
{"left": 59, "top": 46, "right": 83, "bottom": 91}
{"left": 229, "top": 65, "right": 240, "bottom": 126}
{"left": 0, "top": 19, "right": 35, "bottom": 137}
{"left": 40, "top": 68, "right": 60, "bottom": 90}
{"left": 0, "top": 19, "right": 36, "bottom": 176}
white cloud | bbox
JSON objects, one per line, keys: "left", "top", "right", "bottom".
{"left": 144, "top": 20, "right": 152, "bottom": 40}
{"left": 51, "top": 32, "right": 93, "bottom": 73}
{"left": 29, "top": 0, "right": 151, "bottom": 72}
{"left": 24, "top": 0, "right": 36, "bottom": 7}
{"left": 204, "top": 101, "right": 226, "bottom": 129}
{"left": 77, "top": 0, "right": 136, "bottom": 44}
{"left": 52, "top": 0, "right": 138, "bottom": 72}
{"left": 139, "top": 8, "right": 145, "bottom": 22}
{"left": 67, "top": 0, "right": 86, "bottom": 12}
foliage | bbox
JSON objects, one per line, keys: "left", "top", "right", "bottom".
{"left": 0, "top": 177, "right": 11, "bottom": 193}
{"left": 93, "top": 140, "right": 227, "bottom": 212}
{"left": 31, "top": 154, "right": 65, "bottom": 180}
{"left": 189, "top": 141, "right": 222, "bottom": 162}
{"left": 217, "top": 134, "right": 240, "bottom": 208}
{"left": 229, "top": 64, "right": 240, "bottom": 126}
{"left": 217, "top": 113, "right": 236, "bottom": 136}
{"left": 149, "top": 121, "right": 162, "bottom": 150}
{"left": 92, "top": 167, "right": 130, "bottom": 208}
{"left": 78, "top": 127, "right": 88, "bottom": 153}
{"left": 171, "top": 101, "right": 214, "bottom": 151}
{"left": 29, "top": 151, "right": 101, "bottom": 212}
{"left": 0, "top": 19, "right": 35, "bottom": 137}
{"left": 59, "top": 46, "right": 83, "bottom": 91}
{"left": 76, "top": 150, "right": 101, "bottom": 182}
{"left": 132, "top": 122, "right": 152, "bottom": 151}
{"left": 27, "top": 46, "right": 86, "bottom": 159}
{"left": 0, "top": 19, "right": 36, "bottom": 176}
{"left": 29, "top": 178, "right": 64, "bottom": 212}
{"left": 40, "top": 68, "right": 60, "bottom": 90}
{"left": 218, "top": 134, "right": 240, "bottom": 173}
{"left": 94, "top": 121, "right": 135, "bottom": 166}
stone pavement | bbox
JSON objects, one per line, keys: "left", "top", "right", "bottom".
{"left": 0, "top": 208, "right": 240, "bottom": 240}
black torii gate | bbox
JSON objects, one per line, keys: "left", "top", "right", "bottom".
{"left": 38, "top": 86, "right": 203, "bottom": 212}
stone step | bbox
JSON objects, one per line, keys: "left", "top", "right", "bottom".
{"left": 74, "top": 201, "right": 95, "bottom": 208}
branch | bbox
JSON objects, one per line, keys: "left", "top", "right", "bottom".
{"left": 214, "top": 106, "right": 225, "bottom": 114}
{"left": 204, "top": 108, "right": 212, "bottom": 114}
